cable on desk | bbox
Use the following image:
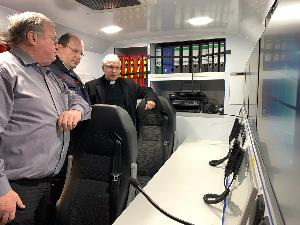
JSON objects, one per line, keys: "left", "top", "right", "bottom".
{"left": 221, "top": 176, "right": 229, "bottom": 225}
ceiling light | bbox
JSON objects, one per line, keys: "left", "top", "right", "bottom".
{"left": 101, "top": 26, "right": 122, "bottom": 34}
{"left": 272, "top": 3, "right": 300, "bottom": 22}
{"left": 187, "top": 17, "right": 213, "bottom": 26}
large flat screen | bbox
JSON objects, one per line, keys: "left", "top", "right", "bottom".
{"left": 255, "top": 1, "right": 300, "bottom": 223}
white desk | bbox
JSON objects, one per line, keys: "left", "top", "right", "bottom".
{"left": 113, "top": 139, "right": 229, "bottom": 225}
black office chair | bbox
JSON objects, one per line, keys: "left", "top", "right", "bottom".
{"left": 158, "top": 96, "right": 176, "bottom": 155}
{"left": 55, "top": 105, "right": 137, "bottom": 225}
{"left": 136, "top": 96, "right": 176, "bottom": 187}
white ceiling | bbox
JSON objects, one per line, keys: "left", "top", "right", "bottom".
{"left": 0, "top": 0, "right": 274, "bottom": 53}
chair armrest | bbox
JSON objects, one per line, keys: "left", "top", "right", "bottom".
{"left": 56, "top": 155, "right": 74, "bottom": 209}
{"left": 126, "top": 162, "right": 138, "bottom": 206}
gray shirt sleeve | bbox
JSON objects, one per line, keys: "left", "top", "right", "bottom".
{"left": 59, "top": 81, "right": 91, "bottom": 120}
{"left": 0, "top": 68, "right": 14, "bottom": 196}
{"left": 0, "top": 161, "right": 11, "bottom": 196}
{"left": 0, "top": 68, "right": 91, "bottom": 197}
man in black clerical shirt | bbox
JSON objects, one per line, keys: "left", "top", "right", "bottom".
{"left": 50, "top": 33, "right": 90, "bottom": 103}
{"left": 85, "top": 53, "right": 158, "bottom": 125}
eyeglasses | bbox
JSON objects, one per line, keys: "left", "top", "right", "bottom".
{"left": 65, "top": 45, "right": 84, "bottom": 57}
{"left": 104, "top": 65, "right": 121, "bottom": 70}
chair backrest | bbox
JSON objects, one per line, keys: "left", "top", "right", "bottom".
{"left": 56, "top": 105, "right": 137, "bottom": 225}
{"left": 158, "top": 96, "right": 176, "bottom": 154}
{"left": 136, "top": 96, "right": 176, "bottom": 187}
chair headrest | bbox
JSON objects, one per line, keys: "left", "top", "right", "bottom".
{"left": 91, "top": 104, "right": 136, "bottom": 134}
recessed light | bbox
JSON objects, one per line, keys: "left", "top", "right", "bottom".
{"left": 101, "top": 26, "right": 122, "bottom": 34}
{"left": 272, "top": 3, "right": 300, "bottom": 22}
{"left": 187, "top": 17, "right": 213, "bottom": 26}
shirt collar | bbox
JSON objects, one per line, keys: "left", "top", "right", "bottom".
{"left": 100, "top": 75, "right": 111, "bottom": 85}
{"left": 53, "top": 56, "right": 70, "bottom": 73}
{"left": 53, "top": 56, "right": 80, "bottom": 79}
{"left": 100, "top": 76, "right": 119, "bottom": 88}
{"left": 10, "top": 47, "right": 38, "bottom": 67}
{"left": 10, "top": 47, "right": 50, "bottom": 75}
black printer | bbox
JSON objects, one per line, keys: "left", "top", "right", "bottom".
{"left": 169, "top": 91, "right": 208, "bottom": 112}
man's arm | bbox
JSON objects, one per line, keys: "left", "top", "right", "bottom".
{"left": 57, "top": 109, "right": 82, "bottom": 132}
{"left": 0, "top": 68, "right": 25, "bottom": 225}
{"left": 136, "top": 85, "right": 156, "bottom": 100}
{"left": 57, "top": 81, "right": 91, "bottom": 131}
{"left": 145, "top": 100, "right": 156, "bottom": 110}
{"left": 58, "top": 78, "right": 91, "bottom": 120}
{"left": 133, "top": 80, "right": 160, "bottom": 110}
{"left": 0, "top": 68, "right": 14, "bottom": 195}
{"left": 66, "top": 86, "right": 91, "bottom": 121}
{"left": 0, "top": 190, "right": 25, "bottom": 225}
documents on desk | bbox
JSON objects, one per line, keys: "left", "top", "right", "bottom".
{"left": 113, "top": 139, "right": 229, "bottom": 225}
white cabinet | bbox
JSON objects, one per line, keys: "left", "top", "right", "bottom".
{"left": 148, "top": 72, "right": 225, "bottom": 107}
{"left": 148, "top": 72, "right": 225, "bottom": 85}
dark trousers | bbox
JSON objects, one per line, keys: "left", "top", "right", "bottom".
{"left": 8, "top": 178, "right": 56, "bottom": 225}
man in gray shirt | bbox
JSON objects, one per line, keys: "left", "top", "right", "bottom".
{"left": 0, "top": 12, "right": 91, "bottom": 225}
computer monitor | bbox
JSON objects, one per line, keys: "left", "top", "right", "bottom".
{"left": 223, "top": 146, "right": 258, "bottom": 225}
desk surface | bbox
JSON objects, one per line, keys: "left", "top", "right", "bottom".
{"left": 113, "top": 139, "right": 229, "bottom": 225}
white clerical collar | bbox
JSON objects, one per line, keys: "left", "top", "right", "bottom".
{"left": 110, "top": 80, "right": 115, "bottom": 85}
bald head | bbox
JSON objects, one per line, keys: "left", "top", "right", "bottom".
{"left": 56, "top": 33, "right": 84, "bottom": 70}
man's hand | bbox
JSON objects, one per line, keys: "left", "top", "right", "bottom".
{"left": 57, "top": 109, "right": 82, "bottom": 132}
{"left": 145, "top": 100, "right": 156, "bottom": 110}
{"left": 0, "top": 191, "right": 25, "bottom": 225}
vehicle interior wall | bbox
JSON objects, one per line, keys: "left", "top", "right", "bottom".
{"left": 0, "top": 0, "right": 275, "bottom": 113}
{"left": 243, "top": 0, "right": 300, "bottom": 223}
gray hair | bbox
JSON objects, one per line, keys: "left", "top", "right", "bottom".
{"left": 8, "top": 11, "right": 54, "bottom": 46}
{"left": 103, "top": 53, "right": 121, "bottom": 65}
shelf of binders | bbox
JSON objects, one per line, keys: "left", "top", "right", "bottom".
{"left": 153, "top": 39, "right": 226, "bottom": 74}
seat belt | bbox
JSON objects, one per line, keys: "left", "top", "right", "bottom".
{"left": 110, "top": 132, "right": 122, "bottom": 222}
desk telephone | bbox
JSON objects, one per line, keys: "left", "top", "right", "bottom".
{"left": 208, "top": 118, "right": 244, "bottom": 167}
{"left": 203, "top": 117, "right": 245, "bottom": 204}
{"left": 224, "top": 140, "right": 244, "bottom": 179}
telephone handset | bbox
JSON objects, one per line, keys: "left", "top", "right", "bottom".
{"left": 229, "top": 118, "right": 241, "bottom": 143}
{"left": 209, "top": 118, "right": 242, "bottom": 167}
{"left": 203, "top": 139, "right": 244, "bottom": 204}
{"left": 225, "top": 140, "right": 244, "bottom": 177}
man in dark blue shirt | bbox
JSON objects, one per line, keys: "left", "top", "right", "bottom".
{"left": 50, "top": 33, "right": 90, "bottom": 103}
{"left": 49, "top": 33, "right": 91, "bottom": 217}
